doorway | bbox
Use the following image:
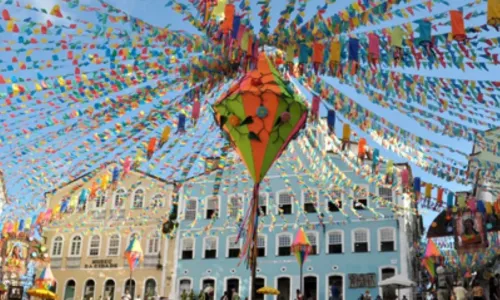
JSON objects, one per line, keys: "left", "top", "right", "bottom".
{"left": 303, "top": 276, "right": 317, "bottom": 300}
{"left": 124, "top": 279, "right": 136, "bottom": 298}
{"left": 104, "top": 279, "right": 115, "bottom": 300}
{"left": 226, "top": 278, "right": 239, "bottom": 294}
{"left": 255, "top": 278, "right": 265, "bottom": 300}
{"left": 328, "top": 275, "right": 343, "bottom": 300}
{"left": 381, "top": 268, "right": 397, "bottom": 300}
{"left": 277, "top": 277, "right": 291, "bottom": 300}
{"left": 64, "top": 280, "right": 76, "bottom": 300}
{"left": 202, "top": 279, "right": 216, "bottom": 300}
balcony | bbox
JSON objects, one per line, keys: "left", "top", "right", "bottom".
{"left": 51, "top": 258, "right": 63, "bottom": 269}
{"left": 91, "top": 210, "right": 106, "bottom": 220}
{"left": 67, "top": 257, "right": 81, "bottom": 269}
{"left": 110, "top": 209, "right": 126, "bottom": 219}
{"left": 143, "top": 254, "right": 161, "bottom": 268}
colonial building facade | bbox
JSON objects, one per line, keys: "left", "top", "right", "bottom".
{"left": 43, "top": 164, "right": 176, "bottom": 300}
{"left": 172, "top": 123, "right": 422, "bottom": 299}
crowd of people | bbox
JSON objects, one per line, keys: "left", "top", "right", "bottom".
{"left": 431, "top": 265, "right": 500, "bottom": 300}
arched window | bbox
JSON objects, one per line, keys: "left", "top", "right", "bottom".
{"left": 328, "top": 231, "right": 343, "bottom": 254}
{"left": 83, "top": 279, "right": 95, "bottom": 300}
{"left": 133, "top": 189, "right": 145, "bottom": 208}
{"left": 379, "top": 228, "right": 396, "bottom": 252}
{"left": 181, "top": 238, "right": 194, "bottom": 259}
{"left": 94, "top": 191, "right": 106, "bottom": 209}
{"left": 151, "top": 194, "right": 163, "bottom": 208}
{"left": 107, "top": 234, "right": 120, "bottom": 256}
{"left": 88, "top": 235, "right": 100, "bottom": 257}
{"left": 104, "top": 279, "right": 115, "bottom": 300}
{"left": 353, "top": 228, "right": 370, "bottom": 252}
{"left": 144, "top": 279, "right": 157, "bottom": 299}
{"left": 185, "top": 199, "right": 197, "bottom": 221}
{"left": 147, "top": 232, "right": 161, "bottom": 254}
{"left": 69, "top": 236, "right": 82, "bottom": 256}
{"left": 276, "top": 234, "right": 292, "bottom": 256}
{"left": 52, "top": 236, "right": 63, "bottom": 257}
{"left": 114, "top": 189, "right": 126, "bottom": 208}
{"left": 64, "top": 280, "right": 76, "bottom": 300}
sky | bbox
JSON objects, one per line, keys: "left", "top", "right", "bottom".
{"left": 0, "top": 0, "right": 498, "bottom": 229}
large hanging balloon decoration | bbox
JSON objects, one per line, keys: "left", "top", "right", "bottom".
{"left": 213, "top": 53, "right": 307, "bottom": 299}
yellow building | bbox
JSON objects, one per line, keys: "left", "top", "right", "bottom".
{"left": 43, "top": 163, "right": 176, "bottom": 300}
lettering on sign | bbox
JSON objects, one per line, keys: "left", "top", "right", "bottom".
{"left": 84, "top": 259, "right": 118, "bottom": 269}
{"left": 348, "top": 273, "right": 377, "bottom": 288}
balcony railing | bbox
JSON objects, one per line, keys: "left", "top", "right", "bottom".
{"left": 67, "top": 257, "right": 81, "bottom": 269}
{"left": 110, "top": 209, "right": 126, "bottom": 219}
{"left": 143, "top": 255, "right": 161, "bottom": 268}
{"left": 51, "top": 258, "right": 63, "bottom": 269}
{"left": 92, "top": 210, "right": 106, "bottom": 220}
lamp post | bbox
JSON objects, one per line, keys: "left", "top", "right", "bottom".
{"left": 291, "top": 228, "right": 312, "bottom": 294}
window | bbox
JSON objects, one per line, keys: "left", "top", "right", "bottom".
{"left": 303, "top": 190, "right": 318, "bottom": 213}
{"left": 328, "top": 189, "right": 342, "bottom": 212}
{"left": 353, "top": 229, "right": 369, "bottom": 253}
{"left": 259, "top": 193, "right": 267, "bottom": 216}
{"left": 114, "top": 188, "right": 125, "bottom": 208}
{"left": 95, "top": 191, "right": 106, "bottom": 209}
{"left": 107, "top": 234, "right": 120, "bottom": 256}
{"left": 185, "top": 199, "right": 197, "bottom": 221}
{"left": 227, "top": 236, "right": 240, "bottom": 258}
{"left": 151, "top": 194, "right": 163, "bottom": 208}
{"left": 257, "top": 235, "right": 266, "bottom": 257}
{"left": 147, "top": 232, "right": 161, "bottom": 254}
{"left": 306, "top": 232, "right": 318, "bottom": 255}
{"left": 133, "top": 189, "right": 144, "bottom": 208}
{"left": 378, "top": 187, "right": 393, "bottom": 206}
{"left": 353, "top": 188, "right": 368, "bottom": 210}
{"left": 181, "top": 238, "right": 194, "bottom": 259}
{"left": 379, "top": 228, "right": 395, "bottom": 252}
{"left": 229, "top": 195, "right": 242, "bottom": 219}
{"left": 328, "top": 231, "right": 343, "bottom": 254}
{"left": 70, "top": 236, "right": 82, "bottom": 256}
{"left": 278, "top": 192, "right": 293, "bottom": 215}
{"left": 204, "top": 237, "right": 217, "bottom": 259}
{"left": 277, "top": 234, "right": 291, "bottom": 256}
{"left": 206, "top": 197, "right": 219, "bottom": 219}
{"left": 88, "top": 235, "right": 100, "bottom": 257}
{"left": 52, "top": 236, "right": 63, "bottom": 257}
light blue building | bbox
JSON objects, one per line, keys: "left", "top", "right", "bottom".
{"left": 172, "top": 123, "right": 422, "bottom": 300}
